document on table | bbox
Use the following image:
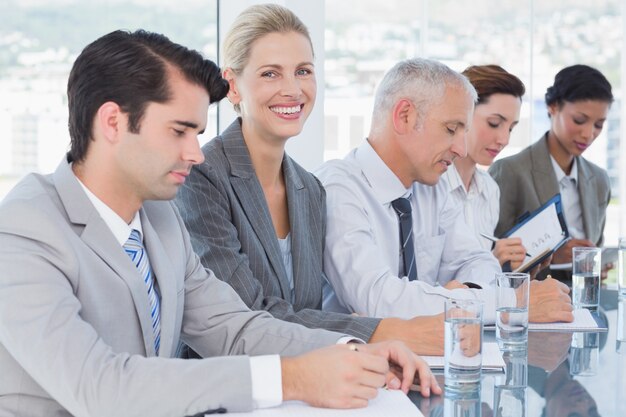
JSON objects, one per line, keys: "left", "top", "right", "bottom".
{"left": 528, "top": 308, "right": 605, "bottom": 331}
{"left": 421, "top": 342, "right": 505, "bottom": 372}
{"left": 484, "top": 308, "right": 605, "bottom": 332}
{"left": 222, "top": 388, "right": 424, "bottom": 417}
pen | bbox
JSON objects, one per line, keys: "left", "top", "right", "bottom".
{"left": 479, "top": 233, "right": 532, "bottom": 257}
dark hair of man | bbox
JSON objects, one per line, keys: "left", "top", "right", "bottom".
{"left": 462, "top": 65, "right": 525, "bottom": 105}
{"left": 67, "top": 29, "right": 229, "bottom": 163}
{"left": 545, "top": 64, "right": 613, "bottom": 108}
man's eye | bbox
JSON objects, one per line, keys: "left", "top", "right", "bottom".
{"left": 173, "top": 129, "right": 185, "bottom": 137}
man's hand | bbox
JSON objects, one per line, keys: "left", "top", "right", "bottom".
{"left": 281, "top": 344, "right": 388, "bottom": 408}
{"left": 360, "top": 341, "right": 441, "bottom": 397}
{"left": 492, "top": 237, "right": 527, "bottom": 270}
{"left": 528, "top": 277, "right": 573, "bottom": 323}
{"left": 281, "top": 341, "right": 441, "bottom": 409}
{"left": 370, "top": 314, "right": 445, "bottom": 356}
{"left": 552, "top": 238, "right": 594, "bottom": 264}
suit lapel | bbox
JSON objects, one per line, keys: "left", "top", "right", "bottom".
{"left": 53, "top": 160, "right": 159, "bottom": 356}
{"left": 577, "top": 158, "right": 598, "bottom": 242}
{"left": 530, "top": 134, "right": 560, "bottom": 203}
{"left": 222, "top": 120, "right": 291, "bottom": 299}
{"left": 284, "top": 157, "right": 312, "bottom": 309}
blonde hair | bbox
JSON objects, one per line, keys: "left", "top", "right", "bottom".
{"left": 223, "top": 4, "right": 313, "bottom": 113}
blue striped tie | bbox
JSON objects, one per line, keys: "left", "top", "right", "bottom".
{"left": 124, "top": 229, "right": 161, "bottom": 354}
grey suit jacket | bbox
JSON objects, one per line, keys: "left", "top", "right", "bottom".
{"left": 489, "top": 133, "right": 610, "bottom": 246}
{"left": 175, "top": 119, "right": 380, "bottom": 341}
{"left": 0, "top": 158, "right": 343, "bottom": 417}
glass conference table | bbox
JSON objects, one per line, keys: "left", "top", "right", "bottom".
{"left": 408, "top": 289, "right": 626, "bottom": 417}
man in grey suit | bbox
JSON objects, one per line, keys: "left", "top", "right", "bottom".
{"left": 0, "top": 30, "right": 438, "bottom": 417}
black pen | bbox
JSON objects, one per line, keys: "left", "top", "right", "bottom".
{"left": 479, "top": 233, "right": 532, "bottom": 257}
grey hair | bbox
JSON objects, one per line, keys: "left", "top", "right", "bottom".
{"left": 223, "top": 4, "right": 313, "bottom": 113}
{"left": 371, "top": 58, "right": 477, "bottom": 132}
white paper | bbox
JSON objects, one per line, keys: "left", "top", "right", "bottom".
{"left": 509, "top": 203, "right": 565, "bottom": 257}
{"left": 528, "top": 308, "right": 603, "bottom": 331}
{"left": 222, "top": 389, "right": 424, "bottom": 417}
{"left": 421, "top": 342, "right": 505, "bottom": 371}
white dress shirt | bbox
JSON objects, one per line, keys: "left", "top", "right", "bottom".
{"left": 550, "top": 156, "right": 584, "bottom": 239}
{"left": 442, "top": 164, "right": 500, "bottom": 250}
{"left": 75, "top": 176, "right": 282, "bottom": 408}
{"left": 316, "top": 141, "right": 501, "bottom": 323}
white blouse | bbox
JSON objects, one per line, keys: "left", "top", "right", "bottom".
{"left": 442, "top": 164, "right": 501, "bottom": 250}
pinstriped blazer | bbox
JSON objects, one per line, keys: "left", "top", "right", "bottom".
{"left": 175, "top": 119, "right": 380, "bottom": 340}
{"left": 489, "top": 133, "right": 611, "bottom": 247}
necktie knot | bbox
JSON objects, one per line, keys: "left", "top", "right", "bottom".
{"left": 392, "top": 197, "right": 412, "bottom": 216}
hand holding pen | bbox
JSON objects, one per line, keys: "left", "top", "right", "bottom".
{"left": 480, "top": 233, "right": 530, "bottom": 270}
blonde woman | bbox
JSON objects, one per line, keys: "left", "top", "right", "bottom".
{"left": 175, "top": 2, "right": 442, "bottom": 396}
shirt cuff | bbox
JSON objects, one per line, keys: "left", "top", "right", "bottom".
{"left": 337, "top": 336, "right": 366, "bottom": 344}
{"left": 250, "top": 355, "right": 282, "bottom": 409}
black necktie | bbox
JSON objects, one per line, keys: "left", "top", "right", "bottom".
{"left": 391, "top": 197, "right": 417, "bottom": 281}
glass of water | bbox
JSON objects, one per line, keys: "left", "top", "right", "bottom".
{"left": 496, "top": 272, "right": 530, "bottom": 350}
{"left": 618, "top": 238, "right": 626, "bottom": 297}
{"left": 572, "top": 247, "right": 601, "bottom": 310}
{"left": 444, "top": 299, "right": 483, "bottom": 392}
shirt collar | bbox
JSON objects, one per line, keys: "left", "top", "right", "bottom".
{"left": 445, "top": 164, "right": 489, "bottom": 198}
{"left": 355, "top": 140, "right": 410, "bottom": 205}
{"left": 550, "top": 155, "right": 578, "bottom": 184}
{"left": 74, "top": 170, "right": 143, "bottom": 246}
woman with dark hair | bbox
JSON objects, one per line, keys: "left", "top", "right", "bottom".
{"left": 489, "top": 64, "right": 613, "bottom": 274}
{"left": 442, "top": 65, "right": 528, "bottom": 269}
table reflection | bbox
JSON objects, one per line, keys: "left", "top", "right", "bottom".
{"left": 411, "top": 290, "right": 626, "bottom": 417}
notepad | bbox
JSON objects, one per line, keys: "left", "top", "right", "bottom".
{"left": 501, "top": 194, "right": 569, "bottom": 273}
{"left": 528, "top": 308, "right": 605, "bottom": 331}
{"left": 484, "top": 308, "right": 605, "bottom": 332}
{"left": 421, "top": 342, "right": 505, "bottom": 372}
{"left": 223, "top": 388, "right": 424, "bottom": 417}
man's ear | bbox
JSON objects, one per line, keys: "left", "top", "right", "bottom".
{"left": 223, "top": 68, "right": 241, "bottom": 106}
{"left": 391, "top": 99, "right": 415, "bottom": 134}
{"left": 94, "top": 101, "right": 124, "bottom": 144}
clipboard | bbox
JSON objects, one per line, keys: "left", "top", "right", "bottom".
{"left": 500, "top": 194, "right": 569, "bottom": 273}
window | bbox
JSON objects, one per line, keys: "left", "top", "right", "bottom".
{"left": 0, "top": 0, "right": 218, "bottom": 196}
{"left": 324, "top": 0, "right": 623, "bottom": 244}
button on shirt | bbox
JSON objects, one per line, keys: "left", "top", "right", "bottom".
{"left": 75, "top": 175, "right": 282, "bottom": 408}
{"left": 442, "top": 164, "right": 500, "bottom": 251}
{"left": 316, "top": 141, "right": 501, "bottom": 323}
{"left": 550, "top": 156, "right": 584, "bottom": 239}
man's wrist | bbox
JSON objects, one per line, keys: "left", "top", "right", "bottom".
{"left": 280, "top": 356, "right": 301, "bottom": 403}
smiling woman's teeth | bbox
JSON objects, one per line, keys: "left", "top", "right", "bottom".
{"left": 270, "top": 105, "right": 301, "bottom": 114}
